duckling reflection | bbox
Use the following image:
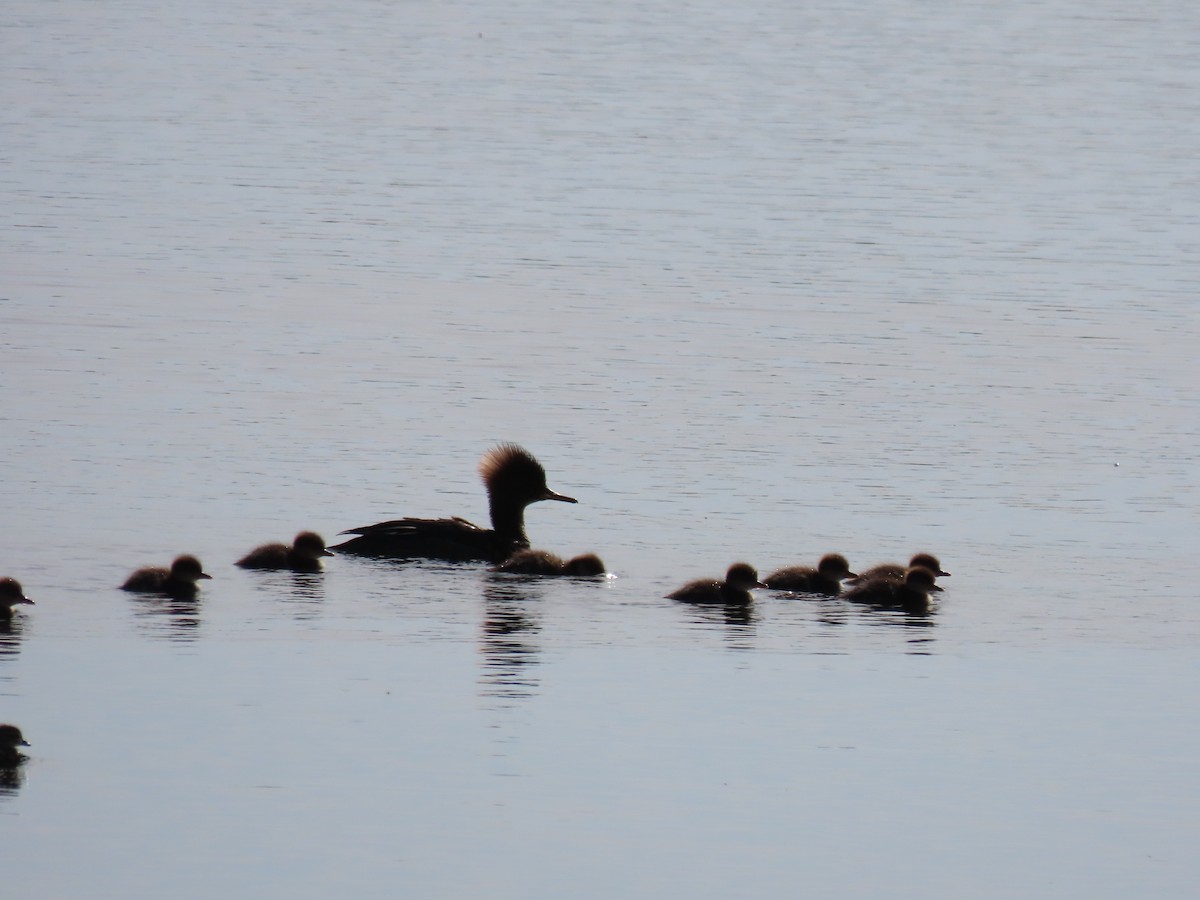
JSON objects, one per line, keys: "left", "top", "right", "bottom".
{"left": 679, "top": 592, "right": 759, "bottom": 634}
{"left": 122, "top": 555, "right": 212, "bottom": 599}
{"left": 479, "top": 580, "right": 545, "bottom": 703}
{"left": 764, "top": 554, "right": 857, "bottom": 595}
{"left": 237, "top": 531, "right": 333, "bottom": 572}
{"left": 493, "top": 549, "right": 607, "bottom": 576}
{"left": 0, "top": 614, "right": 24, "bottom": 660}
{"left": 244, "top": 568, "right": 328, "bottom": 618}
{"left": 127, "top": 594, "right": 203, "bottom": 642}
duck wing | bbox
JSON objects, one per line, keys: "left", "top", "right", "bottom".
{"left": 332, "top": 516, "right": 509, "bottom": 562}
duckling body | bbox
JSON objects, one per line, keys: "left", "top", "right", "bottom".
{"left": 333, "top": 444, "right": 578, "bottom": 563}
{"left": 667, "top": 563, "right": 766, "bottom": 605}
{"left": 122, "top": 555, "right": 212, "bottom": 598}
{"left": 764, "top": 553, "right": 857, "bottom": 595}
{"left": 494, "top": 549, "right": 606, "bottom": 576}
{"left": 237, "top": 531, "right": 333, "bottom": 572}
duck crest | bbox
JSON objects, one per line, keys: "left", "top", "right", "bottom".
{"left": 480, "top": 443, "right": 542, "bottom": 484}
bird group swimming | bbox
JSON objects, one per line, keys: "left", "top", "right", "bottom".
{"left": 3, "top": 441, "right": 951, "bottom": 609}
{"left": 2, "top": 442, "right": 952, "bottom": 763}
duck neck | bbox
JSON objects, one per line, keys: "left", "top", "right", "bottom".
{"left": 488, "top": 497, "right": 530, "bottom": 552}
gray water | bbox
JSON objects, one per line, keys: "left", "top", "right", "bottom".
{"left": 3, "top": 0, "right": 1199, "bottom": 896}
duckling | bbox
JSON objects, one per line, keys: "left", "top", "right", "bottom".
{"left": 844, "top": 566, "right": 943, "bottom": 612}
{"left": 494, "top": 549, "right": 606, "bottom": 576}
{"left": 0, "top": 723, "right": 30, "bottom": 768}
{"left": 849, "top": 553, "right": 950, "bottom": 584}
{"left": 764, "top": 553, "right": 857, "bottom": 595}
{"left": 667, "top": 563, "right": 766, "bottom": 605}
{"left": 0, "top": 578, "right": 34, "bottom": 619}
{"left": 122, "top": 555, "right": 212, "bottom": 598}
{"left": 237, "top": 531, "right": 333, "bottom": 572}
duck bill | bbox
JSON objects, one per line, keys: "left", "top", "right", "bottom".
{"left": 542, "top": 489, "right": 578, "bottom": 504}
{"left": 198, "top": 573, "right": 213, "bottom": 580}
{"left": 930, "top": 584, "right": 944, "bottom": 592}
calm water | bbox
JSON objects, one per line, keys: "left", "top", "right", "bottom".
{"left": 3, "top": 0, "right": 1199, "bottom": 896}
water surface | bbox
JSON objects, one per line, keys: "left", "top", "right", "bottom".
{"left": 3, "top": 0, "right": 1198, "bottom": 896}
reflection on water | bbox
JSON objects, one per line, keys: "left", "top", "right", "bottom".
{"left": 0, "top": 616, "right": 26, "bottom": 660}
{"left": 479, "top": 578, "right": 544, "bottom": 703}
{"left": 3, "top": 0, "right": 1199, "bottom": 893}
{"left": 676, "top": 598, "right": 758, "bottom": 650}
{"left": 0, "top": 761, "right": 26, "bottom": 798}
{"left": 127, "top": 594, "right": 203, "bottom": 642}
{"left": 855, "top": 604, "right": 939, "bottom": 654}
{"left": 246, "top": 571, "right": 327, "bottom": 620}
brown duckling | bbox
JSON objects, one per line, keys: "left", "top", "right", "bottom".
{"left": 494, "top": 549, "right": 606, "bottom": 576}
{"left": 333, "top": 444, "right": 578, "bottom": 563}
{"left": 849, "top": 553, "right": 950, "bottom": 584}
{"left": 667, "top": 563, "right": 766, "bottom": 605}
{"left": 237, "top": 531, "right": 333, "bottom": 572}
{"left": 122, "top": 555, "right": 212, "bottom": 597}
{"left": 0, "top": 578, "right": 34, "bottom": 619}
{"left": 0, "top": 723, "right": 30, "bottom": 768}
{"left": 844, "top": 566, "right": 943, "bottom": 611}
{"left": 764, "top": 553, "right": 857, "bottom": 595}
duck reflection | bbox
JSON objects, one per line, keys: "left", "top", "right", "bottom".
{"left": 478, "top": 577, "right": 545, "bottom": 703}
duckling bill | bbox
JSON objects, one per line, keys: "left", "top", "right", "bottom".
{"left": 333, "top": 444, "right": 578, "bottom": 563}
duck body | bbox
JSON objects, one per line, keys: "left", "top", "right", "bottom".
{"left": 0, "top": 578, "right": 34, "bottom": 618}
{"left": 764, "top": 553, "right": 857, "bottom": 595}
{"left": 667, "top": 563, "right": 766, "bottom": 605}
{"left": 844, "top": 566, "right": 943, "bottom": 612}
{"left": 237, "top": 531, "right": 333, "bottom": 572}
{"left": 333, "top": 444, "right": 578, "bottom": 563}
{"left": 494, "top": 549, "right": 606, "bottom": 576}
{"left": 122, "top": 555, "right": 212, "bottom": 598}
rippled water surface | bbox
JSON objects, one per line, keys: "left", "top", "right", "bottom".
{"left": 3, "top": 0, "right": 1198, "bottom": 896}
